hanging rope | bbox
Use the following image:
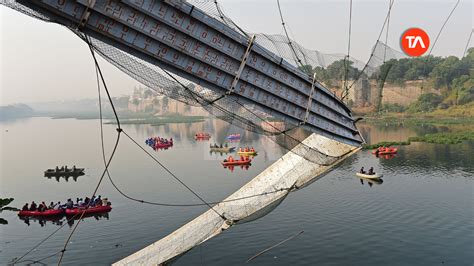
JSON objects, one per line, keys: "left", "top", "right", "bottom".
{"left": 462, "top": 29, "right": 473, "bottom": 57}
{"left": 276, "top": 0, "right": 304, "bottom": 68}
{"left": 10, "top": 214, "right": 83, "bottom": 264}
{"left": 428, "top": 0, "right": 460, "bottom": 55}
{"left": 421, "top": 0, "right": 460, "bottom": 91}
{"left": 345, "top": 0, "right": 396, "bottom": 92}
{"left": 382, "top": 0, "right": 394, "bottom": 63}
{"left": 56, "top": 34, "right": 123, "bottom": 265}
{"left": 341, "top": 0, "right": 353, "bottom": 102}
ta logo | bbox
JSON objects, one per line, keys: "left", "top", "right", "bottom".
{"left": 401, "top": 28, "right": 430, "bottom": 57}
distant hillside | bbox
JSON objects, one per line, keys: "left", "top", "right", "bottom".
{"left": 307, "top": 48, "right": 473, "bottom": 115}
{"left": 0, "top": 104, "right": 35, "bottom": 120}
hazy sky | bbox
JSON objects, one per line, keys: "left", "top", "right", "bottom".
{"left": 0, "top": 0, "right": 472, "bottom": 105}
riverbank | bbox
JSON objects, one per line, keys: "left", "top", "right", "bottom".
{"left": 35, "top": 111, "right": 208, "bottom": 126}
{"left": 360, "top": 103, "right": 474, "bottom": 125}
{"left": 363, "top": 131, "right": 474, "bottom": 149}
{"left": 105, "top": 115, "right": 206, "bottom": 126}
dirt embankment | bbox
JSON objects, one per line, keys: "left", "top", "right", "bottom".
{"left": 377, "top": 80, "right": 440, "bottom": 107}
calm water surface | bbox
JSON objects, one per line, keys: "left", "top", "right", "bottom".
{"left": 0, "top": 117, "right": 473, "bottom": 265}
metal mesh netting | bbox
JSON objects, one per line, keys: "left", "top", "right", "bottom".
{"left": 0, "top": 0, "right": 404, "bottom": 165}
{"left": 0, "top": 1, "right": 405, "bottom": 264}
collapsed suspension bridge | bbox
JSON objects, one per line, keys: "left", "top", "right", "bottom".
{"left": 1, "top": 0, "right": 372, "bottom": 264}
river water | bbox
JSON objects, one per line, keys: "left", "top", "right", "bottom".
{"left": 0, "top": 117, "right": 473, "bottom": 265}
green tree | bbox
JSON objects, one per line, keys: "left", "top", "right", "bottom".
{"left": 326, "top": 59, "right": 360, "bottom": 81}
{"left": 1, "top": 198, "right": 20, "bottom": 225}
{"left": 407, "top": 93, "right": 443, "bottom": 113}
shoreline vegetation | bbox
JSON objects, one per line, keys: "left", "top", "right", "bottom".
{"left": 40, "top": 111, "right": 207, "bottom": 126}
{"left": 362, "top": 131, "right": 474, "bottom": 149}
{"left": 106, "top": 115, "right": 206, "bottom": 126}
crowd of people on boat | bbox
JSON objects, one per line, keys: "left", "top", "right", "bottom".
{"left": 223, "top": 155, "right": 247, "bottom": 162}
{"left": 238, "top": 147, "right": 255, "bottom": 153}
{"left": 195, "top": 132, "right": 210, "bottom": 138}
{"left": 210, "top": 143, "right": 229, "bottom": 148}
{"left": 359, "top": 167, "right": 376, "bottom": 175}
{"left": 51, "top": 165, "right": 80, "bottom": 172}
{"left": 145, "top": 136, "right": 173, "bottom": 147}
{"left": 22, "top": 196, "right": 110, "bottom": 212}
{"left": 146, "top": 137, "right": 173, "bottom": 145}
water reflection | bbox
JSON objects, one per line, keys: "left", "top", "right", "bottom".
{"left": 223, "top": 164, "right": 251, "bottom": 172}
{"left": 44, "top": 174, "right": 84, "bottom": 182}
{"left": 19, "top": 212, "right": 110, "bottom": 227}
{"left": 359, "top": 177, "right": 384, "bottom": 186}
{"left": 375, "top": 154, "right": 397, "bottom": 160}
{"left": 2, "top": 117, "right": 473, "bottom": 265}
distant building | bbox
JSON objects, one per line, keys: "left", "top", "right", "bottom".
{"left": 128, "top": 86, "right": 208, "bottom": 116}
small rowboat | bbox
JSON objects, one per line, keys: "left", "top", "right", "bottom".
{"left": 18, "top": 209, "right": 64, "bottom": 217}
{"left": 356, "top": 172, "right": 383, "bottom": 179}
{"left": 195, "top": 133, "right": 211, "bottom": 139}
{"left": 210, "top": 147, "right": 235, "bottom": 153}
{"left": 237, "top": 150, "right": 257, "bottom": 156}
{"left": 155, "top": 142, "right": 173, "bottom": 149}
{"left": 226, "top": 134, "right": 241, "bottom": 140}
{"left": 372, "top": 147, "right": 398, "bottom": 155}
{"left": 222, "top": 159, "right": 251, "bottom": 166}
{"left": 44, "top": 168, "right": 85, "bottom": 176}
{"left": 65, "top": 205, "right": 112, "bottom": 215}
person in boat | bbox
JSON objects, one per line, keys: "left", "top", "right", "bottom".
{"left": 22, "top": 203, "right": 29, "bottom": 211}
{"left": 368, "top": 167, "right": 375, "bottom": 175}
{"left": 250, "top": 147, "right": 255, "bottom": 152}
{"left": 54, "top": 201, "right": 62, "bottom": 210}
{"left": 64, "top": 165, "right": 69, "bottom": 172}
{"left": 224, "top": 143, "right": 228, "bottom": 148}
{"left": 84, "top": 197, "right": 90, "bottom": 206}
{"left": 29, "top": 201, "right": 37, "bottom": 211}
{"left": 66, "top": 198, "right": 74, "bottom": 209}
{"left": 94, "top": 195, "right": 102, "bottom": 206}
{"left": 220, "top": 143, "right": 223, "bottom": 148}
{"left": 90, "top": 196, "right": 96, "bottom": 206}
{"left": 360, "top": 167, "right": 366, "bottom": 174}
{"left": 239, "top": 147, "right": 243, "bottom": 152}
{"left": 72, "top": 165, "right": 76, "bottom": 171}
{"left": 48, "top": 201, "right": 56, "bottom": 209}
{"left": 38, "top": 202, "right": 47, "bottom": 212}
{"left": 55, "top": 166, "right": 59, "bottom": 172}
{"left": 102, "top": 198, "right": 110, "bottom": 206}
{"left": 78, "top": 198, "right": 84, "bottom": 206}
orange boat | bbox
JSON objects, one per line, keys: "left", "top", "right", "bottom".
{"left": 372, "top": 147, "right": 398, "bottom": 155}
{"left": 195, "top": 132, "right": 211, "bottom": 140}
{"left": 222, "top": 156, "right": 251, "bottom": 166}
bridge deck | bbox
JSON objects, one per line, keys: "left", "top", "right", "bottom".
{"left": 16, "top": 0, "right": 363, "bottom": 146}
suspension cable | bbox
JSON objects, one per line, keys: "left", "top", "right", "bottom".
{"left": 342, "top": 0, "right": 353, "bottom": 101}
{"left": 428, "top": 0, "right": 460, "bottom": 55}
{"left": 276, "top": 0, "right": 304, "bottom": 68}
{"left": 420, "top": 0, "right": 460, "bottom": 91}
{"left": 463, "top": 29, "right": 473, "bottom": 57}
{"left": 345, "top": 0, "right": 396, "bottom": 93}
{"left": 383, "top": 0, "right": 394, "bottom": 63}
{"left": 10, "top": 214, "right": 82, "bottom": 264}
{"left": 57, "top": 35, "right": 123, "bottom": 265}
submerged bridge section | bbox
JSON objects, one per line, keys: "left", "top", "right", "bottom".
{"left": 13, "top": 0, "right": 362, "bottom": 146}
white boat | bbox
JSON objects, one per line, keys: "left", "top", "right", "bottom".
{"left": 356, "top": 172, "right": 383, "bottom": 179}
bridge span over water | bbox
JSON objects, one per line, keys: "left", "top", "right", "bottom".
{"left": 2, "top": 0, "right": 363, "bottom": 264}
